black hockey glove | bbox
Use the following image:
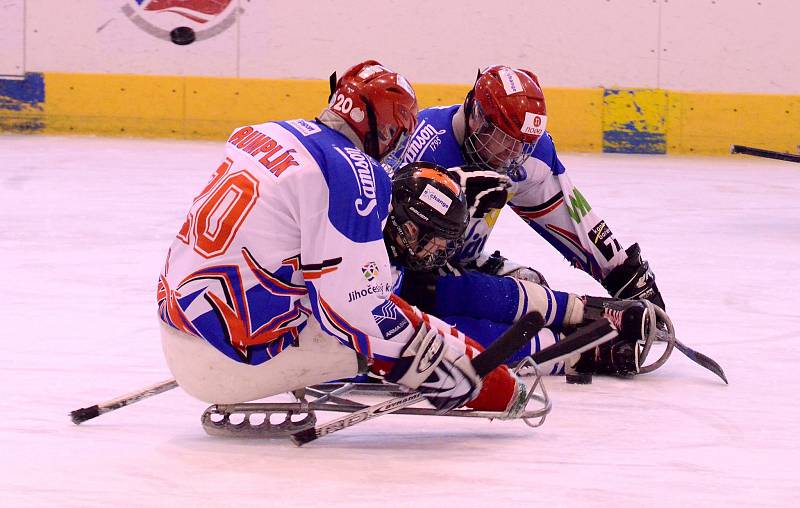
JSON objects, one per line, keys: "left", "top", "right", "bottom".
{"left": 601, "top": 243, "right": 665, "bottom": 310}
{"left": 570, "top": 297, "right": 652, "bottom": 377}
{"left": 448, "top": 166, "right": 512, "bottom": 219}
{"left": 385, "top": 322, "right": 481, "bottom": 412}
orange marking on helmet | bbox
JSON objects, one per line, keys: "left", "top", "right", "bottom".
{"left": 412, "top": 167, "right": 460, "bottom": 195}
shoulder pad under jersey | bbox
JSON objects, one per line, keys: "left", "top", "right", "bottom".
{"left": 390, "top": 105, "right": 466, "bottom": 169}
{"left": 280, "top": 120, "right": 391, "bottom": 243}
{"left": 531, "top": 133, "right": 565, "bottom": 176}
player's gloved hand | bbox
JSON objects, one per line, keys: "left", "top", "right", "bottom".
{"left": 572, "top": 297, "right": 654, "bottom": 377}
{"left": 602, "top": 243, "right": 665, "bottom": 310}
{"left": 385, "top": 321, "right": 482, "bottom": 411}
{"left": 448, "top": 166, "right": 512, "bottom": 218}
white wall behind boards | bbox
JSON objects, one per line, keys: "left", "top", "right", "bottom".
{"left": 16, "top": 0, "right": 800, "bottom": 93}
{"left": 0, "top": 0, "right": 25, "bottom": 77}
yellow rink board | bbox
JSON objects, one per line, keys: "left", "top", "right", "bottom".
{"left": 1, "top": 72, "right": 798, "bottom": 156}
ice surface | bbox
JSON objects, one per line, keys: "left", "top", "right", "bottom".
{"left": 1, "top": 135, "right": 798, "bottom": 507}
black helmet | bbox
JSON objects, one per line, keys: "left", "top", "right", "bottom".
{"left": 385, "top": 162, "right": 469, "bottom": 271}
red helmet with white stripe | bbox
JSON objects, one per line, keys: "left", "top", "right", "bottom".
{"left": 463, "top": 65, "right": 547, "bottom": 174}
{"left": 328, "top": 60, "right": 419, "bottom": 161}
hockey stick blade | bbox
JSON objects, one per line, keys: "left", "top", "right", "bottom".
{"left": 730, "top": 144, "right": 800, "bottom": 163}
{"left": 673, "top": 339, "right": 728, "bottom": 384}
{"left": 70, "top": 379, "right": 178, "bottom": 424}
{"left": 291, "top": 312, "right": 545, "bottom": 446}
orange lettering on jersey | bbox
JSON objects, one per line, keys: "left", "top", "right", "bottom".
{"left": 197, "top": 158, "right": 232, "bottom": 199}
{"left": 236, "top": 130, "right": 262, "bottom": 149}
{"left": 259, "top": 144, "right": 285, "bottom": 168}
{"left": 241, "top": 133, "right": 267, "bottom": 152}
{"left": 257, "top": 139, "right": 280, "bottom": 160}
{"left": 266, "top": 149, "right": 300, "bottom": 177}
{"left": 244, "top": 135, "right": 269, "bottom": 155}
{"left": 228, "top": 126, "right": 254, "bottom": 145}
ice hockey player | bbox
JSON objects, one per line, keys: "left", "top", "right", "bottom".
{"left": 388, "top": 65, "right": 666, "bottom": 314}
{"left": 156, "top": 60, "right": 530, "bottom": 415}
{"left": 384, "top": 161, "right": 657, "bottom": 379}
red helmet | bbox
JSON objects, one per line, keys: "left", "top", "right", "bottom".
{"left": 328, "top": 60, "right": 419, "bottom": 161}
{"left": 463, "top": 65, "right": 547, "bottom": 174}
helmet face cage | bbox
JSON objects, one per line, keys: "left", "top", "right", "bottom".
{"left": 386, "top": 163, "right": 469, "bottom": 271}
{"left": 464, "top": 100, "right": 537, "bottom": 174}
{"left": 379, "top": 128, "right": 410, "bottom": 170}
{"left": 389, "top": 210, "right": 465, "bottom": 271}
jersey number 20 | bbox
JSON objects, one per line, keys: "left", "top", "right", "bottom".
{"left": 177, "top": 158, "right": 260, "bottom": 258}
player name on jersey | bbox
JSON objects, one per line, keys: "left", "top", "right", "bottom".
{"left": 228, "top": 126, "right": 300, "bottom": 177}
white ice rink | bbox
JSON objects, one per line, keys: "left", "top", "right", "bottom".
{"left": 1, "top": 134, "right": 798, "bottom": 507}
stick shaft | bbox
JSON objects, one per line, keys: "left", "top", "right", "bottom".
{"left": 70, "top": 379, "right": 178, "bottom": 424}
{"left": 731, "top": 144, "right": 800, "bottom": 163}
{"left": 531, "top": 319, "right": 616, "bottom": 369}
{"left": 292, "top": 312, "right": 545, "bottom": 445}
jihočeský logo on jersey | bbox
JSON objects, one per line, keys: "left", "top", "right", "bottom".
{"left": 122, "top": 1, "right": 241, "bottom": 45}
{"left": 361, "top": 261, "right": 379, "bottom": 281}
{"left": 348, "top": 282, "right": 391, "bottom": 303}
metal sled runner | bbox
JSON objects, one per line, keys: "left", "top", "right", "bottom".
{"left": 201, "top": 358, "right": 552, "bottom": 439}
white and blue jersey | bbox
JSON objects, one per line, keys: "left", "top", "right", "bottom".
{"left": 158, "top": 119, "right": 429, "bottom": 365}
{"left": 393, "top": 105, "right": 629, "bottom": 282}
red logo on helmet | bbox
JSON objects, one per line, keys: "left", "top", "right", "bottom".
{"left": 471, "top": 65, "right": 547, "bottom": 143}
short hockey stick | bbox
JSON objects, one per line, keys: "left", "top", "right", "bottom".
{"left": 672, "top": 337, "right": 728, "bottom": 384}
{"left": 70, "top": 379, "right": 178, "bottom": 425}
{"left": 290, "top": 311, "right": 546, "bottom": 446}
{"left": 730, "top": 144, "right": 800, "bottom": 163}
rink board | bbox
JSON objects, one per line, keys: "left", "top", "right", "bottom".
{"left": 1, "top": 72, "right": 799, "bottom": 155}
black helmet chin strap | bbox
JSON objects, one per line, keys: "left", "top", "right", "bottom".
{"left": 327, "top": 72, "right": 337, "bottom": 102}
{"left": 462, "top": 68, "right": 484, "bottom": 159}
{"left": 464, "top": 68, "right": 482, "bottom": 122}
{"left": 361, "top": 94, "right": 379, "bottom": 159}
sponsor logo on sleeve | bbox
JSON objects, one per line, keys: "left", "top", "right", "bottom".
{"left": 371, "top": 300, "right": 411, "bottom": 340}
{"left": 335, "top": 147, "right": 379, "bottom": 217}
{"left": 589, "top": 220, "right": 622, "bottom": 262}
{"left": 521, "top": 112, "right": 547, "bottom": 136}
{"left": 286, "top": 119, "right": 321, "bottom": 136}
{"left": 402, "top": 120, "right": 447, "bottom": 163}
{"left": 419, "top": 184, "right": 452, "bottom": 215}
